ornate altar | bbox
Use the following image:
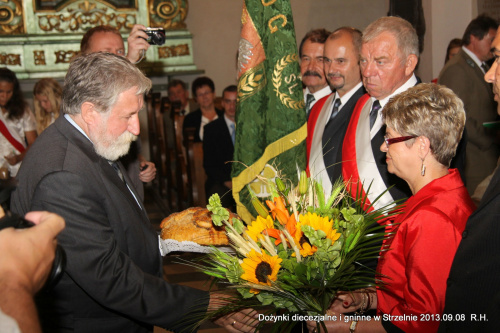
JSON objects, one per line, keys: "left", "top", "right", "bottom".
{"left": 0, "top": 0, "right": 198, "bottom": 78}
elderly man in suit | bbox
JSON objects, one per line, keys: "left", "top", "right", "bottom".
{"left": 80, "top": 25, "right": 157, "bottom": 202}
{"left": 440, "top": 26, "right": 500, "bottom": 333}
{"left": 438, "top": 14, "right": 499, "bottom": 194}
{"left": 307, "top": 27, "right": 365, "bottom": 195}
{"left": 11, "top": 53, "right": 254, "bottom": 333}
{"left": 342, "top": 16, "right": 420, "bottom": 210}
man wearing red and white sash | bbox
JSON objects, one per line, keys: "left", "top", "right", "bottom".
{"left": 342, "top": 17, "right": 420, "bottom": 211}
{"left": 307, "top": 27, "right": 365, "bottom": 195}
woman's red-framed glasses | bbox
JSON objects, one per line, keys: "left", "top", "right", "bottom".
{"left": 384, "top": 135, "right": 417, "bottom": 148}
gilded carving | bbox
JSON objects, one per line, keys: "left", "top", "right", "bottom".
{"left": 54, "top": 50, "right": 79, "bottom": 63}
{"left": 158, "top": 43, "right": 189, "bottom": 58}
{"left": 0, "top": 53, "right": 21, "bottom": 66}
{"left": 0, "top": 0, "right": 24, "bottom": 34}
{"left": 149, "top": 0, "right": 188, "bottom": 30}
{"left": 38, "top": 1, "right": 136, "bottom": 33}
{"left": 33, "top": 51, "right": 47, "bottom": 66}
{"left": 268, "top": 14, "right": 287, "bottom": 34}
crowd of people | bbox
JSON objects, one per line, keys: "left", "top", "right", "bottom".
{"left": 0, "top": 11, "right": 499, "bottom": 333}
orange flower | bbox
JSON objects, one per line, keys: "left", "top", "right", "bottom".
{"left": 265, "top": 210, "right": 298, "bottom": 246}
{"left": 266, "top": 197, "right": 289, "bottom": 225}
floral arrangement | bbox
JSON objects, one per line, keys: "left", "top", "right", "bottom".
{"left": 187, "top": 171, "right": 396, "bottom": 332}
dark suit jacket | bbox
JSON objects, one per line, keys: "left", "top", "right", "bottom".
{"left": 11, "top": 116, "right": 208, "bottom": 333}
{"left": 440, "top": 165, "right": 500, "bottom": 332}
{"left": 203, "top": 117, "right": 234, "bottom": 187}
{"left": 439, "top": 49, "right": 499, "bottom": 193}
{"left": 322, "top": 86, "right": 366, "bottom": 183}
{"left": 183, "top": 108, "right": 223, "bottom": 142}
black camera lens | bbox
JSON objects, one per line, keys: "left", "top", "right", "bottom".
{"left": 145, "top": 28, "right": 166, "bottom": 46}
{"left": 0, "top": 211, "right": 66, "bottom": 291}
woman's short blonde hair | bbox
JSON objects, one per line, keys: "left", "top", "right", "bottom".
{"left": 382, "top": 83, "right": 466, "bottom": 167}
{"left": 33, "top": 78, "right": 62, "bottom": 134}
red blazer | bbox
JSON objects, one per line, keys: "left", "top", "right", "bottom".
{"left": 376, "top": 169, "right": 475, "bottom": 333}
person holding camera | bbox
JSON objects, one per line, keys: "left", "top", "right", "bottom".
{"left": 0, "top": 209, "right": 65, "bottom": 333}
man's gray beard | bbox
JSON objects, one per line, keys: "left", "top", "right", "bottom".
{"left": 93, "top": 131, "right": 137, "bottom": 161}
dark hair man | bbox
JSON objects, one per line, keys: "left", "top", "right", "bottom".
{"left": 167, "top": 79, "right": 197, "bottom": 115}
{"left": 307, "top": 27, "right": 365, "bottom": 194}
{"left": 299, "top": 28, "right": 332, "bottom": 116}
{"left": 203, "top": 85, "right": 238, "bottom": 210}
{"left": 438, "top": 14, "right": 499, "bottom": 194}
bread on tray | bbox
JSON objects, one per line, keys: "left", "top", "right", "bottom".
{"left": 160, "top": 207, "right": 237, "bottom": 246}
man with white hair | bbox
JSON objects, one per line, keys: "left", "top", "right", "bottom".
{"left": 342, "top": 16, "right": 420, "bottom": 210}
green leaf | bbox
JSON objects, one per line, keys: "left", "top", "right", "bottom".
{"left": 206, "top": 194, "right": 230, "bottom": 226}
{"left": 232, "top": 217, "right": 245, "bottom": 234}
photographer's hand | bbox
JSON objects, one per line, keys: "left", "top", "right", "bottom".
{"left": 0, "top": 210, "right": 65, "bottom": 333}
{"left": 127, "top": 24, "right": 150, "bottom": 63}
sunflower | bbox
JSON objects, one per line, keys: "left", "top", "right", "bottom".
{"left": 240, "top": 249, "right": 282, "bottom": 289}
{"left": 246, "top": 215, "right": 275, "bottom": 242}
{"left": 293, "top": 228, "right": 317, "bottom": 257}
{"left": 299, "top": 212, "right": 341, "bottom": 244}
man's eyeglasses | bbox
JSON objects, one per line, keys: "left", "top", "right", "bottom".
{"left": 384, "top": 135, "right": 417, "bottom": 148}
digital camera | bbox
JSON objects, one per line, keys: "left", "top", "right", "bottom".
{"left": 145, "top": 27, "right": 166, "bottom": 46}
{"left": 0, "top": 211, "right": 66, "bottom": 291}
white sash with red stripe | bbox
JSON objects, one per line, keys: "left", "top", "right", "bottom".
{"left": 342, "top": 95, "right": 395, "bottom": 212}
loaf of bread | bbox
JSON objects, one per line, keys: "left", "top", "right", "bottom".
{"left": 160, "top": 207, "right": 237, "bottom": 246}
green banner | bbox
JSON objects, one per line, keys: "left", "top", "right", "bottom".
{"left": 232, "top": 0, "right": 306, "bottom": 223}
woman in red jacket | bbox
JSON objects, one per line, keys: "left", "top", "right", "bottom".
{"left": 308, "top": 83, "right": 475, "bottom": 333}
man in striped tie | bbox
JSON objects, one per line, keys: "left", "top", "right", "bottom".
{"left": 306, "top": 27, "right": 365, "bottom": 196}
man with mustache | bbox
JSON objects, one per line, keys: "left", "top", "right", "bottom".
{"left": 11, "top": 53, "right": 254, "bottom": 333}
{"left": 307, "top": 27, "right": 365, "bottom": 194}
{"left": 440, "top": 26, "right": 500, "bottom": 332}
{"left": 299, "top": 29, "right": 332, "bottom": 117}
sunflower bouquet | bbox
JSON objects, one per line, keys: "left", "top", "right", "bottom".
{"left": 187, "top": 171, "right": 395, "bottom": 332}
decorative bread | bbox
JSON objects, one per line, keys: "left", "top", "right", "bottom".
{"left": 160, "top": 207, "right": 237, "bottom": 246}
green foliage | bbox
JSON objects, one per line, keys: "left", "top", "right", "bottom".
{"left": 206, "top": 194, "right": 230, "bottom": 226}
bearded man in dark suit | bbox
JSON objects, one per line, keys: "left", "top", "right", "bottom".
{"left": 11, "top": 53, "right": 254, "bottom": 333}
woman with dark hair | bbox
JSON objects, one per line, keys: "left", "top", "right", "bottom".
{"left": 444, "top": 38, "right": 462, "bottom": 64}
{"left": 33, "top": 78, "right": 62, "bottom": 134}
{"left": 0, "top": 68, "right": 37, "bottom": 177}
